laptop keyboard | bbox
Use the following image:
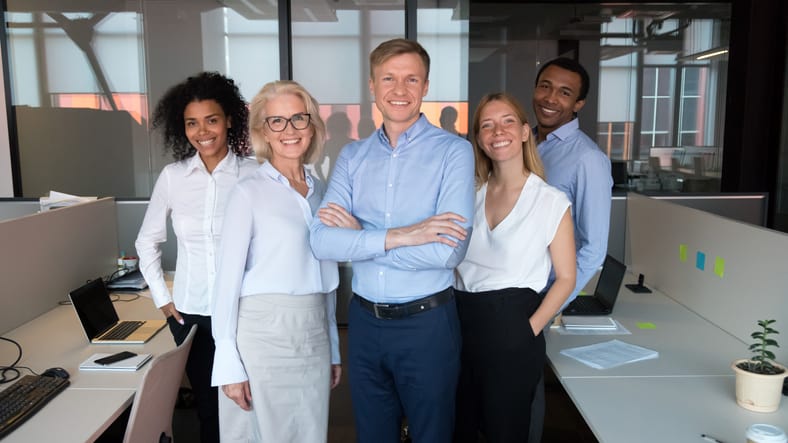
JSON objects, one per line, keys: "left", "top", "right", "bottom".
{"left": 0, "top": 374, "right": 69, "bottom": 439}
{"left": 102, "top": 321, "right": 144, "bottom": 340}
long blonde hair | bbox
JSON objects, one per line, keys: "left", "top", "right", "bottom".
{"left": 471, "top": 92, "right": 545, "bottom": 188}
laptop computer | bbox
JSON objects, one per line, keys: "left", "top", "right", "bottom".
{"left": 562, "top": 255, "right": 627, "bottom": 316}
{"left": 68, "top": 278, "right": 166, "bottom": 344}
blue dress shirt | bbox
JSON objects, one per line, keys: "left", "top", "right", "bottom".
{"left": 537, "top": 118, "right": 612, "bottom": 303}
{"left": 310, "top": 114, "right": 475, "bottom": 303}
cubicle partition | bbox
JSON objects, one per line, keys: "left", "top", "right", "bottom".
{"left": 626, "top": 192, "right": 788, "bottom": 364}
{"left": 0, "top": 198, "right": 119, "bottom": 334}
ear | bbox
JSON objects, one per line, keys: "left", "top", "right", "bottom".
{"left": 368, "top": 77, "right": 374, "bottom": 96}
{"left": 226, "top": 116, "right": 232, "bottom": 129}
{"left": 522, "top": 123, "right": 531, "bottom": 142}
{"left": 573, "top": 98, "right": 586, "bottom": 114}
{"left": 423, "top": 79, "right": 430, "bottom": 97}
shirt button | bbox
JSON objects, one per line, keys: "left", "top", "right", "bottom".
{"left": 379, "top": 271, "right": 384, "bottom": 276}
{"left": 388, "top": 183, "right": 393, "bottom": 187}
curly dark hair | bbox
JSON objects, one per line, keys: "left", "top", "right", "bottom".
{"left": 152, "top": 72, "right": 251, "bottom": 160}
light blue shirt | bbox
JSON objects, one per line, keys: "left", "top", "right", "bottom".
{"left": 310, "top": 114, "right": 475, "bottom": 303}
{"left": 537, "top": 118, "right": 612, "bottom": 303}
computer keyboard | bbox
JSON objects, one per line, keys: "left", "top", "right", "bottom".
{"left": 103, "top": 320, "right": 144, "bottom": 340}
{"left": 0, "top": 374, "right": 70, "bottom": 439}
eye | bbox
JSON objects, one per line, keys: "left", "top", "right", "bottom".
{"left": 209, "top": 117, "right": 219, "bottom": 124}
{"left": 185, "top": 121, "right": 196, "bottom": 127}
{"left": 269, "top": 117, "right": 285, "bottom": 125}
{"left": 503, "top": 117, "right": 518, "bottom": 126}
{"left": 291, "top": 114, "right": 307, "bottom": 123}
{"left": 480, "top": 122, "right": 493, "bottom": 130}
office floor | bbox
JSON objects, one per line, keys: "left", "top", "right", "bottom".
{"left": 170, "top": 328, "right": 597, "bottom": 443}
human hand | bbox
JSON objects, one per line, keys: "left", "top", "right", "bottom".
{"left": 330, "top": 364, "right": 342, "bottom": 389}
{"left": 318, "top": 203, "right": 361, "bottom": 230}
{"left": 385, "top": 212, "right": 467, "bottom": 250}
{"left": 222, "top": 381, "right": 252, "bottom": 411}
{"left": 160, "top": 302, "right": 184, "bottom": 325}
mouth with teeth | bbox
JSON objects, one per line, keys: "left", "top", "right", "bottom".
{"left": 281, "top": 138, "right": 302, "bottom": 145}
{"left": 538, "top": 106, "right": 559, "bottom": 116}
{"left": 197, "top": 137, "right": 217, "bottom": 146}
{"left": 388, "top": 100, "right": 410, "bottom": 106}
{"left": 491, "top": 140, "right": 512, "bottom": 148}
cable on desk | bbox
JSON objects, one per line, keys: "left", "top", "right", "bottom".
{"left": 0, "top": 336, "right": 23, "bottom": 384}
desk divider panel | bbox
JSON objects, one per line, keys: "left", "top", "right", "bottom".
{"left": 626, "top": 192, "right": 788, "bottom": 364}
{"left": 0, "top": 198, "right": 119, "bottom": 334}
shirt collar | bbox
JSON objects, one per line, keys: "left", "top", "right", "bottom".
{"left": 378, "top": 114, "right": 429, "bottom": 148}
{"left": 183, "top": 150, "right": 237, "bottom": 176}
{"left": 260, "top": 161, "right": 314, "bottom": 192}
{"left": 539, "top": 117, "right": 580, "bottom": 143}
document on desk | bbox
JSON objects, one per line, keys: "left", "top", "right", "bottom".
{"left": 560, "top": 339, "right": 659, "bottom": 369}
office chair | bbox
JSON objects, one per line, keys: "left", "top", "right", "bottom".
{"left": 122, "top": 324, "right": 196, "bottom": 443}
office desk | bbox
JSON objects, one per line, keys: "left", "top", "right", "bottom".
{"left": 0, "top": 294, "right": 174, "bottom": 442}
{"left": 546, "top": 278, "right": 788, "bottom": 442}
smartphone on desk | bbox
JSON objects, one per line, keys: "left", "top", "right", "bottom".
{"left": 94, "top": 351, "right": 137, "bottom": 365}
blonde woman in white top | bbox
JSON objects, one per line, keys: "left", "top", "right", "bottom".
{"left": 453, "top": 92, "right": 576, "bottom": 442}
{"left": 135, "top": 72, "right": 258, "bottom": 443}
{"left": 211, "top": 80, "right": 341, "bottom": 443}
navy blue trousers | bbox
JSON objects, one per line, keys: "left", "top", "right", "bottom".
{"left": 347, "top": 293, "right": 461, "bottom": 443}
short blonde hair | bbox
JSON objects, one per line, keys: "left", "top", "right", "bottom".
{"left": 248, "top": 80, "right": 326, "bottom": 164}
{"left": 369, "top": 38, "right": 430, "bottom": 79}
{"left": 471, "top": 92, "right": 545, "bottom": 188}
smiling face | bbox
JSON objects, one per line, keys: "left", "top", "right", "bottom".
{"left": 262, "top": 93, "right": 314, "bottom": 164}
{"left": 184, "top": 99, "right": 231, "bottom": 165}
{"left": 369, "top": 52, "right": 429, "bottom": 132}
{"left": 532, "top": 64, "right": 586, "bottom": 138}
{"left": 477, "top": 100, "right": 530, "bottom": 166}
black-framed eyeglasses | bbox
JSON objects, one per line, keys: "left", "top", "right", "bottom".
{"left": 264, "top": 113, "right": 311, "bottom": 132}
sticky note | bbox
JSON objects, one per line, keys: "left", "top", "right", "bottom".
{"left": 714, "top": 257, "right": 725, "bottom": 278}
{"left": 637, "top": 322, "right": 656, "bottom": 329}
{"left": 696, "top": 251, "right": 705, "bottom": 270}
{"left": 679, "top": 244, "right": 688, "bottom": 261}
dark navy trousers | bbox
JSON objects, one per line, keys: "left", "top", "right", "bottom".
{"left": 347, "top": 293, "right": 461, "bottom": 443}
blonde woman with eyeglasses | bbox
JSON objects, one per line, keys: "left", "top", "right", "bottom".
{"left": 210, "top": 80, "right": 341, "bottom": 442}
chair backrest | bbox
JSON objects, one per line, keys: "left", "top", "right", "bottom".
{"left": 123, "top": 324, "right": 196, "bottom": 443}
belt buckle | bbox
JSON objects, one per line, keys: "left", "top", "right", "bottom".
{"left": 373, "top": 303, "right": 391, "bottom": 319}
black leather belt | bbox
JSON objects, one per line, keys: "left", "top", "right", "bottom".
{"left": 355, "top": 287, "right": 454, "bottom": 320}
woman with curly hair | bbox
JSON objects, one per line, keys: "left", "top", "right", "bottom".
{"left": 135, "top": 71, "right": 258, "bottom": 443}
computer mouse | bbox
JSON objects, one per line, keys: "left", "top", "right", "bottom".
{"left": 42, "top": 367, "right": 70, "bottom": 379}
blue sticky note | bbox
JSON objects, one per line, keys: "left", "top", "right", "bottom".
{"left": 696, "top": 251, "right": 705, "bottom": 270}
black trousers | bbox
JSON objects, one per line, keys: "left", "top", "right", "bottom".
{"left": 453, "top": 288, "right": 545, "bottom": 443}
{"left": 167, "top": 313, "right": 219, "bottom": 443}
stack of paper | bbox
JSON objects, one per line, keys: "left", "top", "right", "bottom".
{"left": 39, "top": 191, "right": 97, "bottom": 211}
{"left": 561, "top": 316, "right": 617, "bottom": 330}
{"left": 79, "top": 353, "right": 152, "bottom": 371}
{"left": 560, "top": 339, "right": 659, "bottom": 369}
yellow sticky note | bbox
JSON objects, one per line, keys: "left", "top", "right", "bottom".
{"left": 679, "top": 244, "right": 688, "bottom": 261}
{"left": 637, "top": 322, "right": 656, "bottom": 329}
{"left": 714, "top": 257, "right": 725, "bottom": 278}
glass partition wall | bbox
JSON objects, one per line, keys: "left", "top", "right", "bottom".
{"left": 2, "top": 2, "right": 730, "bottom": 197}
{"left": 468, "top": 2, "right": 730, "bottom": 193}
{"left": 2, "top": 0, "right": 469, "bottom": 197}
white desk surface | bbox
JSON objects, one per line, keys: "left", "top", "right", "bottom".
{"left": 547, "top": 277, "right": 788, "bottom": 442}
{"left": 562, "top": 376, "right": 787, "bottom": 443}
{"left": 0, "top": 293, "right": 175, "bottom": 442}
{"left": 547, "top": 281, "right": 746, "bottom": 378}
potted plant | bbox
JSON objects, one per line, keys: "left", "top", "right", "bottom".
{"left": 731, "top": 319, "right": 788, "bottom": 412}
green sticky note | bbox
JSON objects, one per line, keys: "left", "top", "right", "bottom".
{"left": 714, "top": 257, "right": 725, "bottom": 278}
{"left": 637, "top": 322, "right": 656, "bottom": 329}
{"left": 679, "top": 244, "right": 688, "bottom": 261}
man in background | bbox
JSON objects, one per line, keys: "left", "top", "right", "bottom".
{"left": 530, "top": 57, "right": 612, "bottom": 442}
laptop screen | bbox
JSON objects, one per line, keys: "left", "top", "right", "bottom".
{"left": 69, "top": 278, "right": 119, "bottom": 339}
{"left": 595, "top": 255, "right": 627, "bottom": 309}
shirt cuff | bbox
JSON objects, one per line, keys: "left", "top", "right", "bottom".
{"left": 149, "top": 280, "right": 172, "bottom": 309}
{"left": 211, "top": 338, "right": 249, "bottom": 387}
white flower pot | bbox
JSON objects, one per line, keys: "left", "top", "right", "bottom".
{"left": 732, "top": 359, "right": 788, "bottom": 413}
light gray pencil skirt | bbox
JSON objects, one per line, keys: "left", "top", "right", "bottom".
{"left": 219, "top": 293, "right": 330, "bottom": 443}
